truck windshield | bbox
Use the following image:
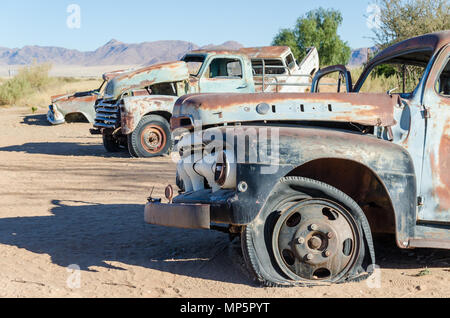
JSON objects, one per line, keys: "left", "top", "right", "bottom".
{"left": 357, "top": 50, "right": 433, "bottom": 95}
{"left": 182, "top": 55, "right": 206, "bottom": 77}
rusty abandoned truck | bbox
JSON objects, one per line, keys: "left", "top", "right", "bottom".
{"left": 145, "top": 31, "right": 450, "bottom": 287}
{"left": 47, "top": 69, "right": 132, "bottom": 125}
{"left": 91, "top": 46, "right": 319, "bottom": 157}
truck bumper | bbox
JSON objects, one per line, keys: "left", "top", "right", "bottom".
{"left": 145, "top": 202, "right": 212, "bottom": 229}
{"left": 47, "top": 105, "right": 65, "bottom": 125}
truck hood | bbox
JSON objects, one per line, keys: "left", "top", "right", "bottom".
{"left": 104, "top": 61, "right": 189, "bottom": 100}
{"left": 51, "top": 90, "right": 100, "bottom": 104}
{"left": 172, "top": 92, "right": 401, "bottom": 130}
{"left": 51, "top": 67, "right": 134, "bottom": 103}
{"left": 102, "top": 67, "right": 139, "bottom": 81}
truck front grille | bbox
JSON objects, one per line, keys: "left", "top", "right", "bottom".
{"left": 94, "top": 99, "right": 120, "bottom": 129}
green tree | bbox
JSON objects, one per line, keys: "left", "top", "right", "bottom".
{"left": 373, "top": 0, "right": 450, "bottom": 48}
{"left": 371, "top": 0, "right": 449, "bottom": 88}
{"left": 272, "top": 8, "right": 351, "bottom": 66}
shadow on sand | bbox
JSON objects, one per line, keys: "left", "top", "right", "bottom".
{"left": 21, "top": 114, "right": 52, "bottom": 127}
{"left": 0, "top": 200, "right": 447, "bottom": 285}
{"left": 0, "top": 142, "right": 130, "bottom": 158}
{"left": 21, "top": 114, "right": 89, "bottom": 127}
{"left": 0, "top": 200, "right": 253, "bottom": 285}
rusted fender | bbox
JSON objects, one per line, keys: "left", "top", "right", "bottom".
{"left": 48, "top": 92, "right": 99, "bottom": 125}
{"left": 200, "top": 125, "right": 416, "bottom": 249}
{"left": 172, "top": 92, "right": 401, "bottom": 130}
{"left": 121, "top": 95, "right": 179, "bottom": 135}
{"left": 273, "top": 126, "right": 417, "bottom": 248}
{"left": 105, "top": 61, "right": 189, "bottom": 100}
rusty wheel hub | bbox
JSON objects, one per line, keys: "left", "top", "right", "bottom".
{"left": 272, "top": 199, "right": 359, "bottom": 282}
{"left": 141, "top": 125, "right": 166, "bottom": 154}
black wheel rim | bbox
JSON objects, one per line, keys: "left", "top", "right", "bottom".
{"left": 272, "top": 199, "right": 360, "bottom": 282}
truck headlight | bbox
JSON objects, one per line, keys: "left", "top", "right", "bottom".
{"left": 214, "top": 152, "right": 228, "bottom": 186}
{"left": 213, "top": 150, "right": 236, "bottom": 189}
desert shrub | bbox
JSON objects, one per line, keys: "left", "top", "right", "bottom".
{"left": 57, "top": 77, "right": 82, "bottom": 84}
{"left": 351, "top": 63, "right": 427, "bottom": 94}
{"left": 366, "top": 0, "right": 449, "bottom": 93}
{"left": 373, "top": 0, "right": 450, "bottom": 48}
{"left": 0, "top": 63, "right": 52, "bottom": 106}
{"left": 352, "top": 67, "right": 398, "bottom": 93}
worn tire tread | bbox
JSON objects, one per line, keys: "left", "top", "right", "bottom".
{"left": 241, "top": 176, "right": 375, "bottom": 288}
{"left": 128, "top": 114, "right": 172, "bottom": 158}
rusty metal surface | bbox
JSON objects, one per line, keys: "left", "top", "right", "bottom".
{"left": 104, "top": 61, "right": 190, "bottom": 100}
{"left": 48, "top": 91, "right": 100, "bottom": 125}
{"left": 48, "top": 67, "right": 138, "bottom": 125}
{"left": 102, "top": 68, "right": 138, "bottom": 81}
{"left": 238, "top": 46, "right": 292, "bottom": 59}
{"left": 95, "top": 62, "right": 189, "bottom": 130}
{"left": 169, "top": 31, "right": 450, "bottom": 249}
{"left": 417, "top": 42, "right": 450, "bottom": 222}
{"left": 172, "top": 92, "right": 400, "bottom": 130}
{"left": 109, "top": 47, "right": 317, "bottom": 135}
{"left": 312, "top": 65, "right": 353, "bottom": 93}
{"left": 272, "top": 199, "right": 361, "bottom": 282}
{"left": 369, "top": 31, "right": 449, "bottom": 66}
{"left": 188, "top": 46, "right": 293, "bottom": 60}
{"left": 145, "top": 202, "right": 211, "bottom": 230}
{"left": 121, "top": 95, "right": 179, "bottom": 135}
{"left": 409, "top": 238, "right": 450, "bottom": 249}
{"left": 354, "top": 31, "right": 450, "bottom": 91}
{"left": 175, "top": 124, "right": 417, "bottom": 247}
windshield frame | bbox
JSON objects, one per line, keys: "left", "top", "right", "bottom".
{"left": 353, "top": 48, "right": 434, "bottom": 95}
{"left": 97, "top": 80, "right": 107, "bottom": 93}
{"left": 182, "top": 54, "right": 207, "bottom": 77}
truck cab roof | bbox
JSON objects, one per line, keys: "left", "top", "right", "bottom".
{"left": 186, "top": 46, "right": 295, "bottom": 60}
{"left": 238, "top": 46, "right": 293, "bottom": 59}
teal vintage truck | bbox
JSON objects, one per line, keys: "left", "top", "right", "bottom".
{"left": 145, "top": 31, "right": 450, "bottom": 287}
{"left": 91, "top": 46, "right": 319, "bottom": 157}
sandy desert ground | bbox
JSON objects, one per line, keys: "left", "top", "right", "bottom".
{"left": 0, "top": 106, "right": 449, "bottom": 298}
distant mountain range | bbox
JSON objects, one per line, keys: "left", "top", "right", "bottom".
{"left": 0, "top": 39, "right": 243, "bottom": 66}
{"left": 0, "top": 39, "right": 373, "bottom": 67}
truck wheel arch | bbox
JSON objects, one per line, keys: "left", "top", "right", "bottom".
{"left": 143, "top": 110, "right": 172, "bottom": 123}
{"left": 64, "top": 112, "right": 91, "bottom": 123}
{"left": 285, "top": 158, "right": 411, "bottom": 249}
{"left": 121, "top": 96, "right": 178, "bottom": 135}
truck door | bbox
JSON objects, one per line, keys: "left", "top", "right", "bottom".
{"left": 420, "top": 45, "right": 450, "bottom": 223}
{"left": 198, "top": 57, "right": 253, "bottom": 93}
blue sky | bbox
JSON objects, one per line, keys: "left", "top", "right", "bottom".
{"left": 0, "top": 0, "right": 378, "bottom": 51}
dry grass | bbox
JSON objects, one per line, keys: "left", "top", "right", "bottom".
{"left": 21, "top": 78, "right": 102, "bottom": 110}
{"left": 0, "top": 64, "right": 52, "bottom": 106}
{"left": 350, "top": 67, "right": 398, "bottom": 93}
{"left": 318, "top": 67, "right": 416, "bottom": 94}
{"left": 350, "top": 66, "right": 424, "bottom": 94}
{"left": 0, "top": 64, "right": 102, "bottom": 110}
